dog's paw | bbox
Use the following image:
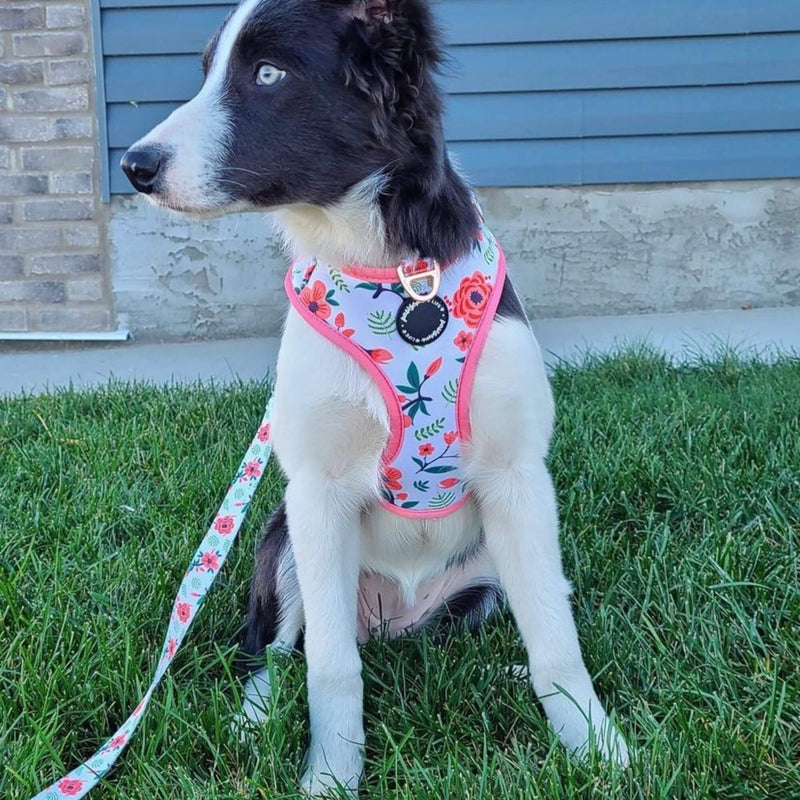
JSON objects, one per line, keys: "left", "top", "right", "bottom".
{"left": 540, "top": 688, "right": 630, "bottom": 769}
{"left": 568, "top": 713, "right": 630, "bottom": 768}
{"left": 599, "top": 723, "right": 630, "bottom": 768}
{"left": 229, "top": 668, "right": 272, "bottom": 742}
{"left": 299, "top": 768, "right": 359, "bottom": 798}
{"left": 300, "top": 745, "right": 362, "bottom": 798}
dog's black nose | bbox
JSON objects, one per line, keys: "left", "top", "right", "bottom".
{"left": 120, "top": 147, "right": 162, "bottom": 194}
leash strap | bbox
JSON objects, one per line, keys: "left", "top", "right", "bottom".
{"left": 31, "top": 398, "right": 275, "bottom": 800}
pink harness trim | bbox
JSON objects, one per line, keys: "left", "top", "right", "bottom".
{"left": 285, "top": 224, "right": 506, "bottom": 519}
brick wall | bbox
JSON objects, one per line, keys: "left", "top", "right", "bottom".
{"left": 0, "top": 0, "right": 114, "bottom": 334}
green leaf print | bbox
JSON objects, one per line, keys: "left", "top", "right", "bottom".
{"left": 367, "top": 309, "right": 396, "bottom": 336}
{"left": 429, "top": 492, "right": 456, "bottom": 509}
{"left": 329, "top": 268, "right": 350, "bottom": 293}
{"left": 414, "top": 418, "right": 445, "bottom": 441}
{"left": 441, "top": 380, "right": 458, "bottom": 405}
{"left": 483, "top": 240, "right": 497, "bottom": 265}
{"left": 406, "top": 362, "right": 421, "bottom": 389}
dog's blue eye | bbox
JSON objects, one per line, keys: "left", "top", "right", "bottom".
{"left": 255, "top": 63, "right": 286, "bottom": 87}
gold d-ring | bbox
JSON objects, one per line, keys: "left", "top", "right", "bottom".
{"left": 396, "top": 260, "right": 441, "bottom": 302}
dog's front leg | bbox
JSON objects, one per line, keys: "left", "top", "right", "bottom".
{"left": 285, "top": 473, "right": 365, "bottom": 796}
{"left": 475, "top": 459, "right": 629, "bottom": 766}
{"left": 470, "top": 318, "right": 629, "bottom": 766}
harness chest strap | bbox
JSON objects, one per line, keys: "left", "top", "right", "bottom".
{"left": 286, "top": 221, "right": 506, "bottom": 519}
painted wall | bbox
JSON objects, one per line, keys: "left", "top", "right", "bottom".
{"left": 109, "top": 180, "right": 800, "bottom": 340}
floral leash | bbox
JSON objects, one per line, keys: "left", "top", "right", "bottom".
{"left": 31, "top": 399, "right": 274, "bottom": 800}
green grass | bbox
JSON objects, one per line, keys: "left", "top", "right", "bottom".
{"left": 2, "top": 352, "right": 799, "bottom": 800}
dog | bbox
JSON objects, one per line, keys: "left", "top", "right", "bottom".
{"left": 121, "top": 0, "right": 630, "bottom": 794}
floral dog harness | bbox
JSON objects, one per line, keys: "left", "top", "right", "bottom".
{"left": 285, "top": 222, "right": 506, "bottom": 518}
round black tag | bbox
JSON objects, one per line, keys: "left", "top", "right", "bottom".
{"left": 396, "top": 296, "right": 449, "bottom": 346}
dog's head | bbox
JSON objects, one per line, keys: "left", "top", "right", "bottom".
{"left": 121, "top": 0, "right": 445, "bottom": 218}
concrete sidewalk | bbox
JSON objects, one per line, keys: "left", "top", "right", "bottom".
{"left": 1, "top": 306, "right": 798, "bottom": 396}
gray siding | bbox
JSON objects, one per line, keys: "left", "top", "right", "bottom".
{"left": 97, "top": 0, "right": 800, "bottom": 197}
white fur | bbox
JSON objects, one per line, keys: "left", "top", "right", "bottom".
{"left": 125, "top": 0, "right": 264, "bottom": 213}
{"left": 272, "top": 175, "right": 401, "bottom": 268}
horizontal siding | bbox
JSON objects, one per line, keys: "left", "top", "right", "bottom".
{"left": 98, "top": 0, "right": 800, "bottom": 192}
{"left": 100, "top": 0, "right": 800, "bottom": 45}
{"left": 455, "top": 132, "right": 800, "bottom": 186}
{"left": 108, "top": 131, "right": 800, "bottom": 194}
{"left": 107, "top": 83, "right": 800, "bottom": 148}
{"left": 104, "top": 35, "right": 800, "bottom": 101}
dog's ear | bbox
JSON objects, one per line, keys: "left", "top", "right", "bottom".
{"left": 339, "top": 0, "right": 479, "bottom": 263}
{"left": 339, "top": 0, "right": 441, "bottom": 139}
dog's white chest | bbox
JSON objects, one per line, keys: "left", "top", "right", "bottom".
{"left": 355, "top": 498, "right": 491, "bottom": 640}
{"left": 359, "top": 496, "right": 484, "bottom": 599}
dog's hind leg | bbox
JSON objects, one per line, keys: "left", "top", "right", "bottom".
{"left": 236, "top": 502, "right": 304, "bottom": 730}
{"left": 429, "top": 581, "right": 505, "bottom": 642}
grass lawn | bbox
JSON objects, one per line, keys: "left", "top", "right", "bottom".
{"left": 2, "top": 352, "right": 799, "bottom": 800}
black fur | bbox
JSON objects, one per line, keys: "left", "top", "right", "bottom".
{"left": 495, "top": 276, "right": 528, "bottom": 322}
{"left": 432, "top": 582, "right": 505, "bottom": 641}
{"left": 237, "top": 501, "right": 290, "bottom": 676}
{"left": 207, "top": 0, "right": 478, "bottom": 265}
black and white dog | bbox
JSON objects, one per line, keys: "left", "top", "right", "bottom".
{"left": 121, "top": 0, "right": 629, "bottom": 793}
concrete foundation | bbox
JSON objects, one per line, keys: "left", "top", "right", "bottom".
{"left": 108, "top": 180, "right": 800, "bottom": 340}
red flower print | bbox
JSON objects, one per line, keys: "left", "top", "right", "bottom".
{"left": 418, "top": 443, "right": 435, "bottom": 457}
{"left": 425, "top": 357, "right": 442, "bottom": 379}
{"left": 369, "top": 348, "right": 393, "bottom": 364}
{"left": 335, "top": 312, "right": 345, "bottom": 328}
{"left": 397, "top": 394, "right": 407, "bottom": 403}
{"left": 57, "top": 779, "right": 85, "bottom": 796}
{"left": 452, "top": 271, "right": 492, "bottom": 328}
{"left": 454, "top": 330, "right": 473, "bottom": 351}
{"left": 199, "top": 551, "right": 220, "bottom": 571}
{"left": 342, "top": 328, "right": 355, "bottom": 338}
{"left": 133, "top": 699, "right": 146, "bottom": 716}
{"left": 166, "top": 638, "right": 177, "bottom": 659}
{"left": 109, "top": 733, "right": 127, "bottom": 749}
{"left": 175, "top": 602, "right": 191, "bottom": 623}
{"left": 257, "top": 424, "right": 271, "bottom": 442}
{"left": 407, "top": 258, "right": 430, "bottom": 275}
{"left": 244, "top": 460, "right": 262, "bottom": 479}
{"left": 302, "top": 264, "right": 315, "bottom": 282}
{"left": 396, "top": 493, "right": 408, "bottom": 501}
{"left": 444, "top": 431, "right": 458, "bottom": 446}
{"left": 298, "top": 280, "right": 332, "bottom": 320}
{"left": 213, "top": 515, "right": 235, "bottom": 535}
{"left": 403, "top": 414, "right": 412, "bottom": 429}
{"left": 384, "top": 467, "right": 403, "bottom": 491}
{"left": 439, "top": 478, "right": 459, "bottom": 489}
